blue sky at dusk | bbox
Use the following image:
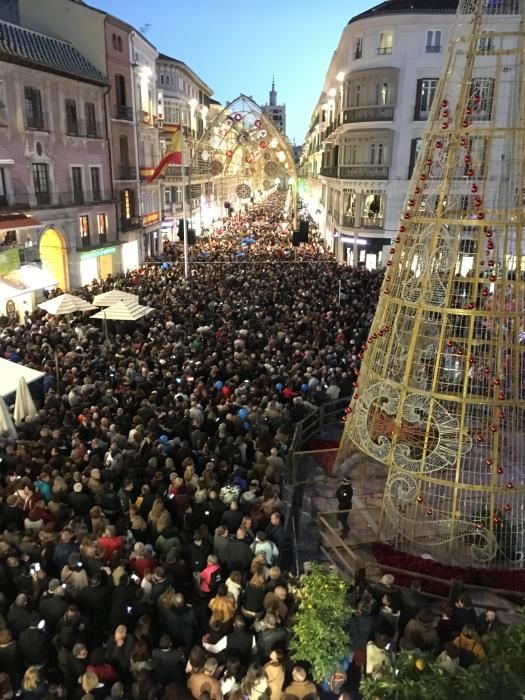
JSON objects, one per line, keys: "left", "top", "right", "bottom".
{"left": 90, "top": 0, "right": 375, "bottom": 143}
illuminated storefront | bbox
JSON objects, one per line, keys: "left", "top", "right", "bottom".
{"left": 79, "top": 245, "right": 118, "bottom": 286}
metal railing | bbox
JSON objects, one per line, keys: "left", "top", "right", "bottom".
{"left": 115, "top": 166, "right": 137, "bottom": 181}
{"left": 339, "top": 165, "right": 389, "bottom": 180}
{"left": 115, "top": 104, "right": 133, "bottom": 121}
{"left": 343, "top": 105, "right": 394, "bottom": 123}
{"left": 1, "top": 190, "right": 115, "bottom": 210}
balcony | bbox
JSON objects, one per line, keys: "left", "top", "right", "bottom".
{"left": 119, "top": 216, "right": 141, "bottom": 232}
{"left": 115, "top": 104, "right": 133, "bottom": 121}
{"left": 115, "top": 166, "right": 137, "bottom": 181}
{"left": 343, "top": 105, "right": 395, "bottom": 123}
{"left": 320, "top": 166, "right": 338, "bottom": 178}
{"left": 342, "top": 216, "right": 355, "bottom": 227}
{"left": 339, "top": 165, "right": 389, "bottom": 180}
{"left": 362, "top": 214, "right": 384, "bottom": 228}
{"left": 425, "top": 45, "right": 441, "bottom": 53}
{"left": 1, "top": 190, "right": 115, "bottom": 210}
{"left": 164, "top": 165, "right": 191, "bottom": 179}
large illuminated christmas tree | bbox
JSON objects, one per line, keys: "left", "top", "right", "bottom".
{"left": 338, "top": 0, "right": 525, "bottom": 568}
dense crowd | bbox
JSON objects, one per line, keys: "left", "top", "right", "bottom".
{"left": 0, "top": 191, "right": 390, "bottom": 699}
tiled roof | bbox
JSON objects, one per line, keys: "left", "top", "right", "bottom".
{"left": 349, "top": 0, "right": 458, "bottom": 24}
{"left": 0, "top": 19, "right": 106, "bottom": 83}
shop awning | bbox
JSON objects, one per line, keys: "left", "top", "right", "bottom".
{"left": 0, "top": 214, "right": 41, "bottom": 230}
{"left": 0, "top": 358, "right": 45, "bottom": 399}
{"left": 0, "top": 264, "right": 58, "bottom": 301}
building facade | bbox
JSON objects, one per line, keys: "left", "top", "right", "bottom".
{"left": 262, "top": 78, "right": 286, "bottom": 134}
{"left": 0, "top": 18, "right": 116, "bottom": 297}
{"left": 156, "top": 54, "right": 214, "bottom": 238}
{"left": 300, "top": 0, "right": 458, "bottom": 267}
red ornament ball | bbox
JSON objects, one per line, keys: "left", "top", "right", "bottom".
{"left": 471, "top": 184, "right": 479, "bottom": 193}
{"left": 504, "top": 504, "right": 512, "bottom": 512}
{"left": 441, "top": 99, "right": 448, "bottom": 108}
{"left": 507, "top": 482, "right": 514, "bottom": 489}
{"left": 485, "top": 458, "right": 493, "bottom": 465}
{"left": 399, "top": 225, "right": 407, "bottom": 233}
{"left": 403, "top": 213, "right": 410, "bottom": 220}
{"left": 462, "top": 120, "right": 470, "bottom": 128}
{"left": 426, "top": 508, "right": 433, "bottom": 515}
{"left": 497, "top": 467, "right": 504, "bottom": 475}
{"left": 417, "top": 496, "right": 423, "bottom": 503}
{"left": 441, "top": 122, "right": 449, "bottom": 130}
{"left": 465, "top": 168, "right": 474, "bottom": 177}
{"left": 435, "top": 141, "right": 444, "bottom": 149}
{"left": 490, "top": 274, "right": 497, "bottom": 282}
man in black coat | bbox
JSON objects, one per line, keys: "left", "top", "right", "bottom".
{"left": 18, "top": 612, "right": 49, "bottom": 666}
{"left": 186, "top": 533, "right": 212, "bottom": 579}
{"left": 38, "top": 579, "right": 69, "bottom": 632}
{"left": 265, "top": 512, "right": 286, "bottom": 552}
{"left": 256, "top": 613, "right": 290, "bottom": 663}
{"left": 67, "top": 483, "right": 93, "bottom": 517}
{"left": 335, "top": 477, "right": 353, "bottom": 537}
{"left": 161, "top": 594, "right": 195, "bottom": 652}
{"left": 225, "top": 529, "right": 253, "bottom": 573}
{"left": 151, "top": 635, "right": 185, "bottom": 686}
{"left": 7, "top": 593, "right": 32, "bottom": 638}
{"left": 203, "top": 615, "right": 255, "bottom": 669}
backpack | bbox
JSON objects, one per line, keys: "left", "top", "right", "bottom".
{"left": 209, "top": 567, "right": 223, "bottom": 594}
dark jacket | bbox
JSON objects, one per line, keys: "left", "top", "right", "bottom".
{"left": 401, "top": 616, "right": 440, "bottom": 652}
{"left": 38, "top": 592, "right": 69, "bottom": 632}
{"left": 347, "top": 611, "right": 376, "bottom": 650}
{"left": 18, "top": 627, "right": 49, "bottom": 666}
{"left": 336, "top": 483, "right": 353, "bottom": 509}
{"left": 225, "top": 538, "right": 253, "bottom": 572}
{"left": 151, "top": 647, "right": 185, "bottom": 685}
{"left": 186, "top": 540, "right": 212, "bottom": 573}
{"left": 256, "top": 626, "right": 289, "bottom": 663}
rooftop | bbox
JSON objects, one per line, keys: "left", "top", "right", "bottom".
{"left": 0, "top": 18, "right": 106, "bottom": 84}
{"left": 349, "top": 0, "right": 458, "bottom": 24}
{"left": 158, "top": 52, "right": 213, "bottom": 95}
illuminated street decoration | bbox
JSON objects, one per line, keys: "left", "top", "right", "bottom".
{"left": 338, "top": 0, "right": 525, "bottom": 568}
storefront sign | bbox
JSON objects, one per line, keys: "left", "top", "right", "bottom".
{"left": 80, "top": 246, "right": 116, "bottom": 261}
{"left": 0, "top": 247, "right": 20, "bottom": 275}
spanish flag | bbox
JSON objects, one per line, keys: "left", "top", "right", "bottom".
{"left": 145, "top": 124, "right": 183, "bottom": 182}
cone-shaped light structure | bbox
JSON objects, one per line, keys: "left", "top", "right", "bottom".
{"left": 338, "top": 0, "right": 525, "bottom": 568}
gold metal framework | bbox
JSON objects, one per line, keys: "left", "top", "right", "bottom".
{"left": 338, "top": 0, "right": 525, "bottom": 568}
{"left": 189, "top": 94, "right": 296, "bottom": 216}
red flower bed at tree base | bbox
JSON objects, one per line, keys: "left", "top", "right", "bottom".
{"left": 304, "top": 439, "right": 339, "bottom": 474}
{"left": 372, "top": 542, "right": 525, "bottom": 596}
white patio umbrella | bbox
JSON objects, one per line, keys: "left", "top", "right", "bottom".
{"left": 93, "top": 290, "right": 139, "bottom": 307}
{"left": 0, "top": 395, "right": 17, "bottom": 439}
{"left": 90, "top": 299, "right": 154, "bottom": 322}
{"left": 14, "top": 376, "right": 38, "bottom": 423}
{"left": 38, "top": 293, "right": 97, "bottom": 315}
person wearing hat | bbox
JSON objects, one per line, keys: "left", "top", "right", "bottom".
{"left": 335, "top": 477, "right": 353, "bottom": 538}
{"left": 400, "top": 607, "right": 440, "bottom": 652}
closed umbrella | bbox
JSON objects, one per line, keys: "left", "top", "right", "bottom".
{"left": 0, "top": 395, "right": 16, "bottom": 438}
{"left": 38, "top": 293, "right": 97, "bottom": 315}
{"left": 93, "top": 290, "right": 139, "bottom": 307}
{"left": 14, "top": 376, "right": 37, "bottom": 423}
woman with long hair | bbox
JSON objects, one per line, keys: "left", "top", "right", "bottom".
{"left": 21, "top": 666, "right": 48, "bottom": 700}
{"left": 241, "top": 665, "right": 269, "bottom": 700}
{"left": 263, "top": 648, "right": 286, "bottom": 700}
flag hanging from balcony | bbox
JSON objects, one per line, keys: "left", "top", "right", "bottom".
{"left": 144, "top": 125, "right": 183, "bottom": 182}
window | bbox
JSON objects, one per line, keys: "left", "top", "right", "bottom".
{"left": 369, "top": 143, "right": 385, "bottom": 165}
{"left": 0, "top": 167, "right": 6, "bottom": 205}
{"left": 117, "top": 36, "right": 123, "bottom": 52}
{"left": 415, "top": 78, "right": 438, "bottom": 120}
{"left": 0, "top": 80, "right": 5, "bottom": 116}
{"left": 354, "top": 36, "right": 363, "bottom": 59}
{"left": 378, "top": 31, "right": 393, "bottom": 55}
{"left": 119, "top": 135, "right": 129, "bottom": 166}
{"left": 160, "top": 74, "right": 164, "bottom": 85}
{"left": 32, "top": 163, "right": 50, "bottom": 205}
{"left": 85, "top": 102, "right": 97, "bottom": 137}
{"left": 408, "top": 138, "right": 422, "bottom": 178}
{"left": 24, "top": 87, "right": 44, "bottom": 130}
{"left": 115, "top": 74, "right": 126, "bottom": 106}
{"left": 112, "top": 33, "right": 117, "bottom": 50}
{"left": 478, "top": 32, "right": 496, "bottom": 53}
{"left": 72, "top": 167, "right": 83, "bottom": 204}
{"left": 426, "top": 30, "right": 442, "bottom": 52}
{"left": 80, "top": 215, "right": 90, "bottom": 247}
{"left": 90, "top": 167, "right": 101, "bottom": 201}
{"left": 469, "top": 77, "right": 495, "bottom": 120}
{"left": 164, "top": 188, "right": 171, "bottom": 205}
{"left": 65, "top": 99, "right": 79, "bottom": 135}
{"left": 376, "top": 83, "right": 390, "bottom": 105}
{"left": 121, "top": 189, "right": 135, "bottom": 220}
{"left": 97, "top": 213, "right": 108, "bottom": 243}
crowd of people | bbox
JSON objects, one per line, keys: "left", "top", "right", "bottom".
{"left": 0, "top": 191, "right": 390, "bottom": 699}
{"left": 348, "top": 574, "right": 505, "bottom": 686}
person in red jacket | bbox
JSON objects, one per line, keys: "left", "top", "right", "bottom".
{"left": 98, "top": 525, "right": 124, "bottom": 561}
